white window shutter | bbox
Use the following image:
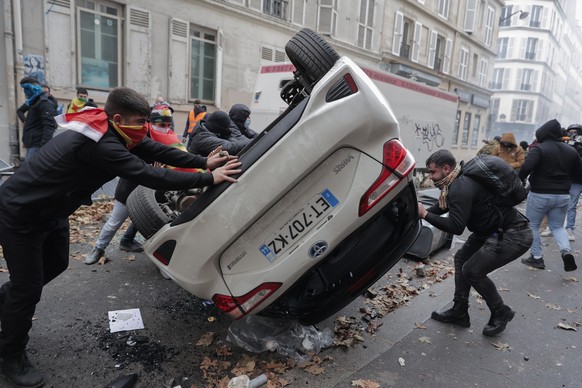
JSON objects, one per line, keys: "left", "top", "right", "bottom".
{"left": 541, "top": 6, "right": 549, "bottom": 28}
{"left": 537, "top": 40, "right": 544, "bottom": 61}
{"left": 126, "top": 7, "right": 151, "bottom": 96}
{"left": 443, "top": 38, "right": 452, "bottom": 74}
{"left": 508, "top": 37, "right": 514, "bottom": 58}
{"left": 411, "top": 21, "right": 422, "bottom": 62}
{"left": 168, "top": 18, "right": 189, "bottom": 103}
{"left": 503, "top": 68, "right": 510, "bottom": 89}
{"left": 214, "top": 28, "right": 224, "bottom": 109}
{"left": 532, "top": 70, "right": 538, "bottom": 92}
{"left": 292, "top": 0, "right": 306, "bottom": 25}
{"left": 464, "top": 0, "right": 477, "bottom": 32}
{"left": 520, "top": 37, "right": 526, "bottom": 59}
{"left": 428, "top": 30, "right": 437, "bottom": 68}
{"left": 392, "top": 11, "right": 404, "bottom": 55}
{"left": 43, "top": 0, "right": 74, "bottom": 88}
{"left": 248, "top": 0, "right": 262, "bottom": 11}
{"left": 516, "top": 69, "right": 522, "bottom": 89}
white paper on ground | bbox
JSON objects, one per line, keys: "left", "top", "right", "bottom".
{"left": 108, "top": 308, "right": 144, "bottom": 333}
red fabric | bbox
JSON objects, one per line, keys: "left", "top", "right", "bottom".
{"left": 54, "top": 108, "right": 109, "bottom": 142}
{"left": 149, "top": 128, "right": 198, "bottom": 172}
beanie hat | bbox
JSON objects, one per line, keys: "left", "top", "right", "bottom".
{"left": 204, "top": 111, "right": 232, "bottom": 139}
{"left": 150, "top": 103, "right": 173, "bottom": 124}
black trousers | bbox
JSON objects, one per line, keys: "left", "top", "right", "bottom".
{"left": 0, "top": 211, "right": 69, "bottom": 358}
{"left": 453, "top": 223, "right": 533, "bottom": 310}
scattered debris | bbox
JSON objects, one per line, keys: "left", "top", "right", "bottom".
{"left": 197, "top": 332, "right": 217, "bottom": 347}
{"left": 557, "top": 322, "right": 578, "bottom": 331}
{"left": 527, "top": 292, "right": 541, "bottom": 300}
{"left": 545, "top": 303, "right": 562, "bottom": 311}
{"left": 398, "top": 357, "right": 405, "bottom": 366}
{"left": 491, "top": 341, "right": 511, "bottom": 352}
{"left": 418, "top": 336, "right": 431, "bottom": 344}
{"left": 351, "top": 379, "right": 380, "bottom": 388}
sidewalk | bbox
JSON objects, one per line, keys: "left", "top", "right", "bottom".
{"left": 333, "top": 229, "right": 582, "bottom": 387}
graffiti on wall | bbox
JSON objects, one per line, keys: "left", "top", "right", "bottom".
{"left": 415, "top": 122, "right": 445, "bottom": 152}
{"left": 23, "top": 54, "right": 46, "bottom": 84}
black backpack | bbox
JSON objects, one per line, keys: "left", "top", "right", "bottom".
{"left": 462, "top": 155, "right": 527, "bottom": 207}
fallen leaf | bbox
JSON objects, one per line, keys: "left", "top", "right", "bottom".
{"left": 497, "top": 287, "right": 509, "bottom": 292}
{"left": 197, "top": 331, "right": 216, "bottom": 346}
{"left": 303, "top": 364, "right": 325, "bottom": 375}
{"left": 415, "top": 323, "right": 427, "bottom": 329}
{"left": 527, "top": 292, "right": 541, "bottom": 299}
{"left": 351, "top": 379, "right": 381, "bottom": 388}
{"left": 557, "top": 322, "right": 577, "bottom": 331}
{"left": 561, "top": 276, "right": 578, "bottom": 282}
{"left": 98, "top": 256, "right": 108, "bottom": 265}
{"left": 418, "top": 336, "right": 431, "bottom": 344}
{"left": 491, "top": 341, "right": 511, "bottom": 351}
{"left": 546, "top": 303, "right": 562, "bottom": 311}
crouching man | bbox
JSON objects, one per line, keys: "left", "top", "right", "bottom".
{"left": 418, "top": 150, "right": 532, "bottom": 337}
{"left": 0, "top": 87, "right": 241, "bottom": 386}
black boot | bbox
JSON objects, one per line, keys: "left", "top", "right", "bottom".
{"left": 431, "top": 302, "right": 470, "bottom": 327}
{"left": 1, "top": 352, "right": 44, "bottom": 387}
{"left": 482, "top": 304, "right": 515, "bottom": 337}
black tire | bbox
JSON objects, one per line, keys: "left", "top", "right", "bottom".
{"left": 285, "top": 28, "right": 340, "bottom": 86}
{"left": 126, "top": 186, "right": 173, "bottom": 239}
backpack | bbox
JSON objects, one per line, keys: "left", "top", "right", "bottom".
{"left": 462, "top": 155, "right": 527, "bottom": 207}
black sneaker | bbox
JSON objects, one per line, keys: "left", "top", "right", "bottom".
{"left": 1, "top": 352, "right": 44, "bottom": 387}
{"left": 561, "top": 250, "right": 577, "bottom": 272}
{"left": 521, "top": 255, "right": 545, "bottom": 269}
{"left": 119, "top": 240, "right": 143, "bottom": 253}
{"left": 84, "top": 247, "right": 105, "bottom": 265}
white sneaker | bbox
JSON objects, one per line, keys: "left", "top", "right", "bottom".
{"left": 540, "top": 228, "right": 552, "bottom": 237}
{"left": 567, "top": 230, "right": 575, "bottom": 242}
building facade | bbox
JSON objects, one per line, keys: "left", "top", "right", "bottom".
{"left": 490, "top": 0, "right": 582, "bottom": 144}
{"left": 1, "top": 0, "right": 504, "bottom": 165}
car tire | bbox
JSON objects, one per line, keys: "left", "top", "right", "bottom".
{"left": 126, "top": 186, "right": 172, "bottom": 239}
{"left": 285, "top": 28, "right": 340, "bottom": 86}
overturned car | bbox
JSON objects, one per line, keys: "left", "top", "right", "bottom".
{"left": 127, "top": 29, "right": 421, "bottom": 325}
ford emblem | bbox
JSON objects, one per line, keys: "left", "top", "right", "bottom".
{"left": 309, "top": 241, "right": 328, "bottom": 258}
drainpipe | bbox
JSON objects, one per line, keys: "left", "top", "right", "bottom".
{"left": 4, "top": 0, "right": 23, "bottom": 166}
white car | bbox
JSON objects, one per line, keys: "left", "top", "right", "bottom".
{"left": 128, "top": 29, "right": 421, "bottom": 324}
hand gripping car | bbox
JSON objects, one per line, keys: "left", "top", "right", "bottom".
{"left": 127, "top": 29, "right": 421, "bottom": 325}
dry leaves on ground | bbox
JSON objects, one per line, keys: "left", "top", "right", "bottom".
{"left": 197, "top": 331, "right": 217, "bottom": 347}
{"left": 351, "top": 379, "right": 381, "bottom": 388}
{"left": 491, "top": 341, "right": 511, "bottom": 351}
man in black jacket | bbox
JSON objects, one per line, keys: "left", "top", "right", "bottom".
{"left": 229, "top": 103, "right": 258, "bottom": 140}
{"left": 187, "top": 110, "right": 249, "bottom": 157}
{"left": 418, "top": 150, "right": 532, "bottom": 337}
{"left": 17, "top": 77, "right": 57, "bottom": 161}
{"left": 0, "top": 87, "right": 240, "bottom": 387}
{"left": 519, "top": 119, "right": 582, "bottom": 272}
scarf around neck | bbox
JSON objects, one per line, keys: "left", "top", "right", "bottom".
{"left": 434, "top": 163, "right": 462, "bottom": 210}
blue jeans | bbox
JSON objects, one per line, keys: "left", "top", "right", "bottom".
{"left": 453, "top": 221, "right": 532, "bottom": 310}
{"left": 525, "top": 192, "right": 570, "bottom": 258}
{"left": 24, "top": 147, "right": 39, "bottom": 162}
{"left": 95, "top": 200, "right": 136, "bottom": 250}
{"left": 566, "top": 183, "right": 582, "bottom": 231}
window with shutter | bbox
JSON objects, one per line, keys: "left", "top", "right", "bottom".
{"left": 44, "top": 0, "right": 73, "bottom": 87}
{"left": 292, "top": 0, "right": 306, "bottom": 26}
{"left": 189, "top": 26, "right": 217, "bottom": 101}
{"left": 464, "top": 0, "right": 477, "bottom": 32}
{"left": 169, "top": 18, "right": 189, "bottom": 102}
{"left": 317, "top": 0, "right": 336, "bottom": 35}
{"left": 127, "top": 7, "right": 151, "bottom": 95}
{"left": 392, "top": 12, "right": 404, "bottom": 55}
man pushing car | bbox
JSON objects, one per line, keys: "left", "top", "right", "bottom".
{"left": 0, "top": 87, "right": 240, "bottom": 387}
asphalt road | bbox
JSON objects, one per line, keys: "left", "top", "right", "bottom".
{"left": 0, "top": 202, "right": 580, "bottom": 387}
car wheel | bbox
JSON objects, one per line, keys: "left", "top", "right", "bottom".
{"left": 285, "top": 28, "right": 340, "bottom": 86}
{"left": 126, "top": 186, "right": 173, "bottom": 239}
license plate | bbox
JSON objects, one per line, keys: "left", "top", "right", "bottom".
{"left": 259, "top": 189, "right": 339, "bottom": 262}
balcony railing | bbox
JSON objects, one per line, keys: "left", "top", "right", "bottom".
{"left": 433, "top": 57, "right": 442, "bottom": 71}
{"left": 399, "top": 43, "right": 410, "bottom": 59}
{"left": 525, "top": 51, "right": 536, "bottom": 60}
{"left": 520, "top": 84, "right": 531, "bottom": 91}
{"left": 263, "top": 0, "right": 288, "bottom": 19}
{"left": 529, "top": 20, "right": 541, "bottom": 28}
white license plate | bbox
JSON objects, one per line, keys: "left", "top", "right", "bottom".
{"left": 259, "top": 189, "right": 339, "bottom": 262}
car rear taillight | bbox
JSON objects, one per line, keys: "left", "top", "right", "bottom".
{"left": 212, "top": 282, "right": 282, "bottom": 319}
{"left": 359, "top": 139, "right": 415, "bottom": 216}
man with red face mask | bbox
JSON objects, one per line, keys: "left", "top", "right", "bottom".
{"left": 0, "top": 87, "right": 241, "bottom": 387}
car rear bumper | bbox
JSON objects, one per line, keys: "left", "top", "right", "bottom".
{"left": 259, "top": 182, "right": 420, "bottom": 324}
